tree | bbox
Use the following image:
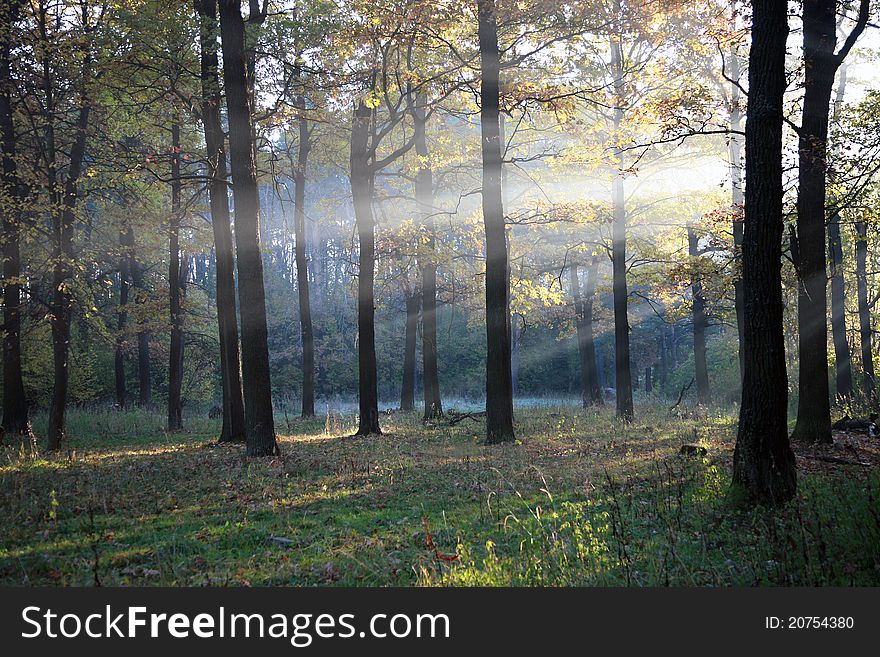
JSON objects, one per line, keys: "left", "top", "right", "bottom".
{"left": 344, "top": 14, "right": 422, "bottom": 435}
{"left": 570, "top": 258, "right": 603, "bottom": 406}
{"left": 478, "top": 0, "right": 515, "bottom": 443}
{"left": 609, "top": 22, "right": 633, "bottom": 421}
{"left": 827, "top": 41, "right": 855, "bottom": 402}
{"left": 292, "top": 82, "right": 315, "bottom": 418}
{"left": 115, "top": 225, "right": 133, "bottom": 409}
{"left": 167, "top": 118, "right": 185, "bottom": 432}
{"left": 130, "top": 236, "right": 153, "bottom": 408}
{"left": 0, "top": 0, "right": 30, "bottom": 438}
{"left": 400, "top": 288, "right": 419, "bottom": 411}
{"left": 732, "top": 0, "right": 796, "bottom": 505}
{"left": 218, "top": 0, "right": 278, "bottom": 456}
{"left": 790, "top": 0, "right": 868, "bottom": 444}
{"left": 855, "top": 220, "right": 875, "bottom": 401}
{"left": 348, "top": 90, "right": 419, "bottom": 433}
{"left": 688, "top": 224, "right": 710, "bottom": 404}
{"left": 45, "top": 1, "right": 94, "bottom": 450}
{"left": 195, "top": 0, "right": 246, "bottom": 441}
{"left": 828, "top": 209, "right": 853, "bottom": 400}
{"left": 726, "top": 7, "right": 745, "bottom": 381}
{"left": 415, "top": 92, "right": 443, "bottom": 420}
{"left": 350, "top": 100, "right": 382, "bottom": 434}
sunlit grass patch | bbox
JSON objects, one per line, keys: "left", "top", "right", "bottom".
{"left": 1, "top": 405, "right": 877, "bottom": 586}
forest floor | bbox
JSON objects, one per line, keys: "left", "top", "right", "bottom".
{"left": 2, "top": 405, "right": 879, "bottom": 586}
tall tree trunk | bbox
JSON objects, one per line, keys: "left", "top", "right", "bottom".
{"left": 293, "top": 89, "right": 315, "bottom": 418}
{"left": 415, "top": 92, "right": 442, "bottom": 420}
{"left": 584, "top": 260, "right": 602, "bottom": 405}
{"left": 670, "top": 324, "right": 679, "bottom": 369}
{"left": 644, "top": 366, "right": 652, "bottom": 393}
{"left": 244, "top": 0, "right": 265, "bottom": 163}
{"left": 829, "top": 60, "right": 852, "bottom": 402}
{"left": 196, "top": 0, "right": 246, "bottom": 442}
{"left": 688, "top": 225, "right": 710, "bottom": 404}
{"left": 609, "top": 178, "right": 630, "bottom": 412}
{"left": 610, "top": 31, "right": 633, "bottom": 421}
{"left": 0, "top": 0, "right": 29, "bottom": 438}
{"left": 47, "top": 99, "right": 90, "bottom": 451}
{"left": 658, "top": 334, "right": 668, "bottom": 387}
{"left": 791, "top": 0, "right": 837, "bottom": 444}
{"left": 732, "top": 0, "right": 796, "bottom": 505}
{"left": 219, "top": 0, "right": 278, "bottom": 456}
{"left": 855, "top": 221, "right": 875, "bottom": 402}
{"left": 400, "top": 290, "right": 419, "bottom": 411}
{"left": 45, "top": 3, "right": 90, "bottom": 450}
{"left": 115, "top": 226, "right": 133, "bottom": 409}
{"left": 130, "top": 244, "right": 152, "bottom": 407}
{"left": 350, "top": 101, "right": 381, "bottom": 435}
{"left": 168, "top": 119, "right": 185, "bottom": 432}
{"left": 478, "top": 0, "right": 515, "bottom": 443}
{"left": 570, "top": 259, "right": 602, "bottom": 406}
{"left": 729, "top": 7, "right": 745, "bottom": 382}
{"left": 501, "top": 118, "right": 519, "bottom": 401}
{"left": 829, "top": 212, "right": 853, "bottom": 400}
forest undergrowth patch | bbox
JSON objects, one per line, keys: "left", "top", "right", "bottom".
{"left": 2, "top": 406, "right": 877, "bottom": 586}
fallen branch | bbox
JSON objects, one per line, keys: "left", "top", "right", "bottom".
{"left": 446, "top": 410, "right": 487, "bottom": 426}
{"left": 668, "top": 378, "right": 695, "bottom": 412}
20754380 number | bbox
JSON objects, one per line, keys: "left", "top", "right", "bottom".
{"left": 785, "top": 617, "right": 854, "bottom": 629}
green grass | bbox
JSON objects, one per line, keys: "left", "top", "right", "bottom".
{"left": 1, "top": 406, "right": 878, "bottom": 586}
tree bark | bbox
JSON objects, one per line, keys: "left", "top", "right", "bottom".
{"left": 583, "top": 259, "right": 602, "bottom": 405}
{"left": 732, "top": 0, "right": 796, "bottom": 505}
{"left": 45, "top": 2, "right": 91, "bottom": 450}
{"left": 400, "top": 290, "right": 419, "bottom": 411}
{"left": 244, "top": 0, "right": 265, "bottom": 163}
{"left": 47, "top": 90, "right": 90, "bottom": 451}
{"left": 828, "top": 58, "right": 852, "bottom": 402}
{"left": 658, "top": 334, "right": 668, "bottom": 387}
{"left": 791, "top": 0, "right": 838, "bottom": 445}
{"left": 129, "top": 242, "right": 152, "bottom": 408}
{"left": 688, "top": 225, "right": 710, "bottom": 404}
{"left": 729, "top": 30, "right": 745, "bottom": 382}
{"left": 167, "top": 119, "right": 185, "bottom": 432}
{"left": 611, "top": 157, "right": 634, "bottom": 420}
{"left": 115, "top": 226, "right": 133, "bottom": 409}
{"left": 644, "top": 366, "right": 652, "bottom": 394}
{"left": 855, "top": 221, "right": 875, "bottom": 402}
{"left": 196, "top": 0, "right": 246, "bottom": 442}
{"left": 415, "top": 92, "right": 442, "bottom": 420}
{"left": 0, "top": 0, "right": 29, "bottom": 437}
{"left": 828, "top": 211, "right": 853, "bottom": 400}
{"left": 219, "top": 0, "right": 278, "bottom": 456}
{"left": 293, "top": 88, "right": 315, "bottom": 418}
{"left": 610, "top": 32, "right": 633, "bottom": 422}
{"left": 570, "top": 259, "right": 602, "bottom": 406}
{"left": 670, "top": 324, "right": 679, "bottom": 369}
{"left": 350, "top": 101, "right": 381, "bottom": 435}
{"left": 501, "top": 118, "right": 519, "bottom": 402}
{"left": 478, "top": 0, "right": 515, "bottom": 443}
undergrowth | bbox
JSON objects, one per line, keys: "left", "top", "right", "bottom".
{"left": 2, "top": 406, "right": 877, "bottom": 586}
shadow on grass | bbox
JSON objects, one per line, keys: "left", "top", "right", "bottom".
{"left": 1, "top": 407, "right": 878, "bottom": 586}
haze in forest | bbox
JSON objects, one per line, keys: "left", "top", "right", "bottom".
{"left": 1, "top": 0, "right": 879, "bottom": 515}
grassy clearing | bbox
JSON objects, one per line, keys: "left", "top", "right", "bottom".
{"left": 1, "top": 405, "right": 878, "bottom": 586}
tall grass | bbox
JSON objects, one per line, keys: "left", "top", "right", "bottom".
{"left": 426, "top": 463, "right": 880, "bottom": 586}
{"left": 28, "top": 406, "right": 219, "bottom": 449}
